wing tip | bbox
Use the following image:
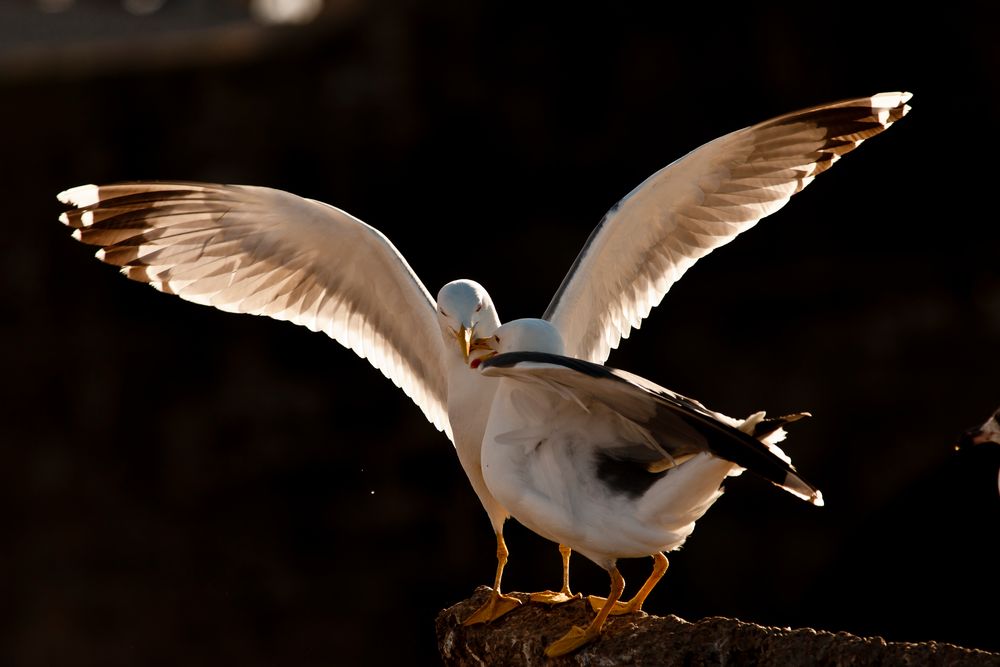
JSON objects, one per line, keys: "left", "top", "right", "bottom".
{"left": 872, "top": 90, "right": 913, "bottom": 106}
{"left": 783, "top": 472, "right": 824, "bottom": 506}
{"left": 58, "top": 184, "right": 100, "bottom": 207}
{"left": 871, "top": 91, "right": 913, "bottom": 126}
{"left": 60, "top": 209, "right": 97, "bottom": 230}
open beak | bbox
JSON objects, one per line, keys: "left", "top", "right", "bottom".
{"left": 468, "top": 335, "right": 497, "bottom": 369}
{"left": 470, "top": 337, "right": 494, "bottom": 353}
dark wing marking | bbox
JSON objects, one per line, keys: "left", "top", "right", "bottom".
{"left": 482, "top": 351, "right": 822, "bottom": 504}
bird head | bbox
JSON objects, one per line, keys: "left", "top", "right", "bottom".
{"left": 480, "top": 318, "right": 566, "bottom": 362}
{"left": 435, "top": 279, "right": 499, "bottom": 366}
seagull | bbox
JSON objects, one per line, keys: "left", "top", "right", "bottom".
{"left": 956, "top": 406, "right": 1000, "bottom": 494}
{"left": 57, "top": 91, "right": 909, "bottom": 624}
{"left": 477, "top": 318, "right": 822, "bottom": 657}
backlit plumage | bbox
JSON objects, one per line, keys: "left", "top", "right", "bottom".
{"left": 58, "top": 91, "right": 909, "bottom": 625}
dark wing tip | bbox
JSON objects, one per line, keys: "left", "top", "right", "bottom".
{"left": 752, "top": 412, "right": 812, "bottom": 439}
{"left": 748, "top": 91, "right": 912, "bottom": 188}
{"left": 783, "top": 471, "right": 825, "bottom": 507}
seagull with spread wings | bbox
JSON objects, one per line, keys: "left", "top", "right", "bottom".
{"left": 58, "top": 91, "right": 910, "bottom": 624}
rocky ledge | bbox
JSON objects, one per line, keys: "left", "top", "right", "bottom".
{"left": 437, "top": 587, "right": 1000, "bottom": 666}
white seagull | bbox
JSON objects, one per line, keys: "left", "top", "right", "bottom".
{"left": 957, "top": 406, "right": 1000, "bottom": 494}
{"left": 57, "top": 91, "right": 909, "bottom": 624}
{"left": 478, "top": 318, "right": 822, "bottom": 657}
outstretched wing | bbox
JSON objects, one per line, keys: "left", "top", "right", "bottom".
{"left": 481, "top": 351, "right": 822, "bottom": 505}
{"left": 59, "top": 182, "right": 452, "bottom": 440}
{"left": 545, "top": 92, "right": 912, "bottom": 363}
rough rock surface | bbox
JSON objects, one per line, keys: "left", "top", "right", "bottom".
{"left": 437, "top": 587, "right": 1000, "bottom": 666}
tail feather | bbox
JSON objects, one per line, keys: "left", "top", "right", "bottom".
{"left": 734, "top": 411, "right": 823, "bottom": 506}
{"left": 752, "top": 412, "right": 812, "bottom": 440}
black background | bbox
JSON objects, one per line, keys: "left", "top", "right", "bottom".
{"left": 3, "top": 3, "right": 999, "bottom": 665}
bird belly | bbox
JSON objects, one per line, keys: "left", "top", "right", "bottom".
{"left": 481, "top": 389, "right": 693, "bottom": 565}
{"left": 483, "top": 387, "right": 737, "bottom": 566}
{"left": 634, "top": 452, "right": 735, "bottom": 548}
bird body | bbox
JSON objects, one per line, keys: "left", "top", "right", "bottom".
{"left": 437, "top": 280, "right": 507, "bottom": 530}
{"left": 482, "top": 396, "right": 736, "bottom": 568}
{"left": 477, "top": 318, "right": 820, "bottom": 655}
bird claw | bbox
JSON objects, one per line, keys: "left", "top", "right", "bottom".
{"left": 462, "top": 591, "right": 522, "bottom": 625}
{"left": 545, "top": 625, "right": 599, "bottom": 657}
{"left": 530, "top": 589, "right": 581, "bottom": 605}
{"left": 587, "top": 594, "right": 635, "bottom": 615}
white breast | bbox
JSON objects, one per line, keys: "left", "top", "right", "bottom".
{"left": 446, "top": 361, "right": 508, "bottom": 528}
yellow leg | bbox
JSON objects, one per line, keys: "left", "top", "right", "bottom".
{"left": 530, "top": 544, "right": 582, "bottom": 604}
{"left": 462, "top": 531, "right": 523, "bottom": 625}
{"left": 545, "top": 565, "right": 625, "bottom": 657}
{"left": 588, "top": 552, "right": 668, "bottom": 615}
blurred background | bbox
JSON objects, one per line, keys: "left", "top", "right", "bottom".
{"left": 3, "top": 1, "right": 998, "bottom": 665}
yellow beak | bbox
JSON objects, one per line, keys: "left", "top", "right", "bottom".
{"left": 455, "top": 325, "right": 473, "bottom": 362}
{"left": 469, "top": 336, "right": 495, "bottom": 353}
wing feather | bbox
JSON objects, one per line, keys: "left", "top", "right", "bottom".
{"left": 545, "top": 92, "right": 911, "bottom": 363}
{"left": 481, "top": 351, "right": 822, "bottom": 505}
{"left": 59, "top": 182, "right": 453, "bottom": 440}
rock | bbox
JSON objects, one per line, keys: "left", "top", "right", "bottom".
{"left": 437, "top": 587, "right": 1000, "bottom": 666}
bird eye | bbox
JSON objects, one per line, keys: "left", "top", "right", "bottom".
{"left": 475, "top": 304, "right": 482, "bottom": 312}
{"left": 494, "top": 335, "right": 500, "bottom": 343}
{"left": 439, "top": 309, "right": 449, "bottom": 318}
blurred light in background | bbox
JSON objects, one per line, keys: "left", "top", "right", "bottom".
{"left": 251, "top": 0, "right": 323, "bottom": 25}
{"left": 3, "top": 0, "right": 346, "bottom": 81}
{"left": 31, "top": 0, "right": 327, "bottom": 25}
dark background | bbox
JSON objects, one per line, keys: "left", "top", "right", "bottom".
{"left": 3, "top": 2, "right": 999, "bottom": 665}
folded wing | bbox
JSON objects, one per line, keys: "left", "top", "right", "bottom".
{"left": 481, "top": 351, "right": 821, "bottom": 504}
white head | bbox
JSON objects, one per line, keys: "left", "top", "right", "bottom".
{"left": 436, "top": 279, "right": 500, "bottom": 364}
{"left": 490, "top": 318, "right": 565, "bottom": 356}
